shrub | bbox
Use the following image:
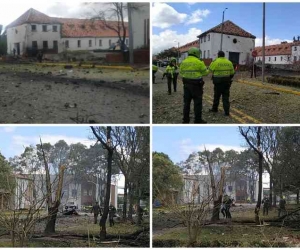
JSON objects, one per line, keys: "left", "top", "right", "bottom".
{"left": 152, "top": 239, "right": 184, "bottom": 247}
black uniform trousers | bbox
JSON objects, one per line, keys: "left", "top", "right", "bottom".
{"left": 152, "top": 70, "right": 156, "bottom": 84}
{"left": 167, "top": 74, "right": 178, "bottom": 94}
{"left": 182, "top": 78, "right": 204, "bottom": 123}
{"left": 212, "top": 81, "right": 231, "bottom": 115}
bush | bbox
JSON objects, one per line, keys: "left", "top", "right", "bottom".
{"left": 153, "top": 239, "right": 184, "bottom": 247}
{"left": 266, "top": 76, "right": 300, "bottom": 88}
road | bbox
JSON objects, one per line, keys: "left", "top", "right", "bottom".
{"left": 153, "top": 67, "right": 300, "bottom": 124}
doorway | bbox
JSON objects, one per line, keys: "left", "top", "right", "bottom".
{"left": 229, "top": 52, "right": 240, "bottom": 66}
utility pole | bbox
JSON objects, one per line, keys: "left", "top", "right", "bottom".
{"left": 128, "top": 3, "right": 134, "bottom": 64}
{"left": 262, "top": 3, "right": 266, "bottom": 83}
{"left": 220, "top": 8, "right": 228, "bottom": 51}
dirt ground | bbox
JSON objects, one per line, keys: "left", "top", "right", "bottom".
{"left": 0, "top": 63, "right": 149, "bottom": 124}
{"left": 153, "top": 68, "right": 300, "bottom": 124}
{"left": 0, "top": 213, "right": 150, "bottom": 247}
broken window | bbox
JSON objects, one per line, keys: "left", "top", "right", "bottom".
{"left": 89, "top": 40, "right": 92, "bottom": 47}
{"left": 65, "top": 40, "right": 69, "bottom": 48}
{"left": 53, "top": 40, "right": 58, "bottom": 49}
{"left": 31, "top": 25, "right": 37, "bottom": 32}
{"left": 43, "top": 41, "right": 48, "bottom": 49}
{"left": 42, "top": 25, "right": 47, "bottom": 32}
{"left": 99, "top": 40, "right": 102, "bottom": 46}
{"left": 32, "top": 41, "right": 38, "bottom": 49}
{"left": 53, "top": 25, "right": 57, "bottom": 32}
{"left": 78, "top": 40, "right": 81, "bottom": 48}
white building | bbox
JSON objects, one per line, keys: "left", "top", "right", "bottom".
{"left": 291, "top": 41, "right": 300, "bottom": 62}
{"left": 6, "top": 8, "right": 129, "bottom": 56}
{"left": 255, "top": 42, "right": 292, "bottom": 65}
{"left": 197, "top": 20, "right": 256, "bottom": 65}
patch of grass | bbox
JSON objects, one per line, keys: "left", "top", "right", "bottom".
{"left": 153, "top": 225, "right": 299, "bottom": 247}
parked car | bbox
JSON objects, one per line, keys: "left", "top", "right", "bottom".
{"left": 161, "top": 61, "right": 169, "bottom": 67}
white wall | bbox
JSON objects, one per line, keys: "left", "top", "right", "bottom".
{"left": 255, "top": 55, "right": 291, "bottom": 65}
{"left": 130, "top": 3, "right": 149, "bottom": 49}
{"left": 7, "top": 24, "right": 27, "bottom": 55}
{"left": 292, "top": 45, "right": 300, "bottom": 62}
{"left": 200, "top": 32, "right": 255, "bottom": 65}
{"left": 61, "top": 37, "right": 121, "bottom": 52}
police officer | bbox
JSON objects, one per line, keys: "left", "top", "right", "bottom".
{"left": 171, "top": 57, "right": 179, "bottom": 92}
{"left": 278, "top": 196, "right": 286, "bottom": 217}
{"left": 152, "top": 64, "right": 158, "bottom": 84}
{"left": 208, "top": 51, "right": 235, "bottom": 116}
{"left": 262, "top": 196, "right": 270, "bottom": 216}
{"left": 179, "top": 47, "right": 209, "bottom": 124}
{"left": 109, "top": 204, "right": 116, "bottom": 227}
{"left": 165, "top": 58, "right": 177, "bottom": 94}
{"left": 91, "top": 202, "right": 102, "bottom": 224}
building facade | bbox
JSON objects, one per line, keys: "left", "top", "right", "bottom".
{"left": 197, "top": 20, "right": 256, "bottom": 65}
{"left": 6, "top": 8, "right": 129, "bottom": 56}
{"left": 255, "top": 42, "right": 292, "bottom": 65}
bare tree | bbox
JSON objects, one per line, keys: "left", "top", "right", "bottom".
{"left": 239, "top": 126, "right": 264, "bottom": 225}
{"left": 90, "top": 126, "right": 116, "bottom": 241}
{"left": 39, "top": 138, "right": 66, "bottom": 234}
{"left": 156, "top": 175, "right": 213, "bottom": 246}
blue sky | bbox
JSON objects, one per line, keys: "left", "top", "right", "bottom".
{"left": 0, "top": 126, "right": 94, "bottom": 159}
{"left": 152, "top": 2, "right": 300, "bottom": 54}
{"left": 152, "top": 126, "right": 246, "bottom": 164}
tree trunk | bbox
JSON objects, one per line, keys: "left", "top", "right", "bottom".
{"left": 137, "top": 188, "right": 142, "bottom": 225}
{"left": 255, "top": 152, "right": 263, "bottom": 224}
{"left": 99, "top": 150, "right": 113, "bottom": 241}
{"left": 44, "top": 207, "right": 59, "bottom": 234}
{"left": 44, "top": 165, "right": 65, "bottom": 234}
{"left": 123, "top": 177, "right": 128, "bottom": 221}
{"left": 297, "top": 190, "right": 299, "bottom": 205}
{"left": 211, "top": 196, "right": 222, "bottom": 221}
{"left": 128, "top": 183, "right": 134, "bottom": 220}
{"left": 273, "top": 193, "right": 277, "bottom": 207}
{"left": 269, "top": 173, "right": 273, "bottom": 210}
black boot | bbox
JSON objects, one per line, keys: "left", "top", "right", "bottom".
{"left": 195, "top": 119, "right": 207, "bottom": 124}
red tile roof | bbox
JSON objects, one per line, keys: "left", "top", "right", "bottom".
{"left": 7, "top": 8, "right": 128, "bottom": 38}
{"left": 255, "top": 42, "right": 292, "bottom": 56}
{"left": 179, "top": 39, "right": 199, "bottom": 53}
{"left": 6, "top": 8, "right": 60, "bottom": 28}
{"left": 56, "top": 18, "right": 128, "bottom": 38}
{"left": 198, "top": 20, "right": 256, "bottom": 39}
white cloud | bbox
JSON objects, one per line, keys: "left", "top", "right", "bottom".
{"left": 152, "top": 27, "right": 202, "bottom": 55}
{"left": 0, "top": 127, "right": 17, "bottom": 133}
{"left": 186, "top": 9, "right": 210, "bottom": 25}
{"left": 178, "top": 138, "right": 244, "bottom": 161}
{"left": 152, "top": 2, "right": 187, "bottom": 29}
{"left": 10, "top": 134, "right": 93, "bottom": 157}
{"left": 255, "top": 36, "right": 293, "bottom": 46}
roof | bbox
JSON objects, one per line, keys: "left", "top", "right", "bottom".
{"left": 255, "top": 43, "right": 292, "bottom": 56}
{"left": 56, "top": 18, "right": 128, "bottom": 38}
{"left": 7, "top": 8, "right": 128, "bottom": 38}
{"left": 179, "top": 39, "right": 199, "bottom": 53}
{"left": 198, "top": 20, "right": 256, "bottom": 39}
{"left": 6, "top": 8, "right": 60, "bottom": 28}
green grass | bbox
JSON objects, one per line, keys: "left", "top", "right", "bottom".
{"left": 153, "top": 225, "right": 299, "bottom": 247}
